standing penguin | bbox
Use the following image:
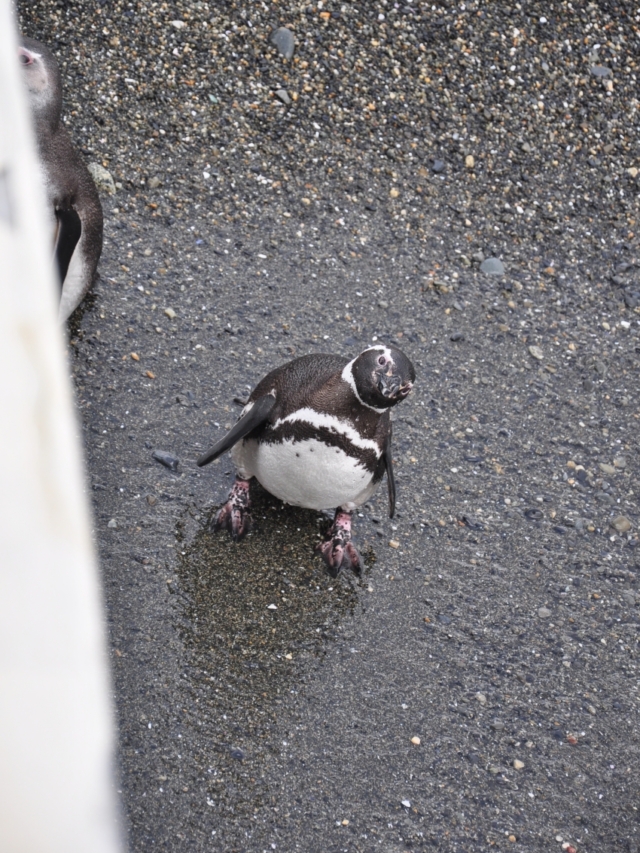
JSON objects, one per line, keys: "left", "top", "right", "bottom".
{"left": 197, "top": 345, "right": 416, "bottom": 576}
{"left": 19, "top": 36, "right": 103, "bottom": 322}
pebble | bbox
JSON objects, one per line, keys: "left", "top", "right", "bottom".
{"left": 450, "top": 332, "right": 465, "bottom": 342}
{"left": 598, "top": 462, "right": 616, "bottom": 475}
{"left": 152, "top": 450, "right": 179, "bottom": 471}
{"left": 537, "top": 607, "right": 552, "bottom": 618}
{"left": 613, "top": 456, "right": 626, "bottom": 469}
{"left": 431, "top": 159, "right": 445, "bottom": 173}
{"left": 271, "top": 27, "right": 295, "bottom": 60}
{"left": 146, "top": 495, "right": 157, "bottom": 506}
{"left": 479, "top": 257, "right": 504, "bottom": 276}
{"left": 267, "top": 604, "right": 277, "bottom": 610}
{"left": 401, "top": 800, "right": 411, "bottom": 809}
{"left": 87, "top": 162, "right": 116, "bottom": 195}
{"left": 525, "top": 508, "right": 543, "bottom": 521}
{"left": 389, "top": 539, "right": 400, "bottom": 549}
{"left": 475, "top": 692, "right": 487, "bottom": 705}
{"left": 275, "top": 89, "right": 291, "bottom": 106}
{"left": 513, "top": 759, "right": 524, "bottom": 770}
{"left": 590, "top": 64, "right": 612, "bottom": 77}
{"left": 528, "top": 345, "right": 544, "bottom": 361}
{"left": 389, "top": 188, "right": 400, "bottom": 198}
{"left": 622, "top": 590, "right": 637, "bottom": 607}
{"left": 164, "top": 307, "right": 176, "bottom": 319}
{"left": 107, "top": 518, "right": 118, "bottom": 529}
{"left": 410, "top": 736, "right": 421, "bottom": 745}
{"left": 170, "top": 20, "right": 186, "bottom": 29}
{"left": 465, "top": 155, "right": 475, "bottom": 169}
{"left": 147, "top": 176, "right": 162, "bottom": 190}
{"left": 611, "top": 515, "right": 632, "bottom": 533}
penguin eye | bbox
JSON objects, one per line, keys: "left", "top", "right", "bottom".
{"left": 19, "top": 51, "right": 32, "bottom": 65}
{"left": 377, "top": 355, "right": 386, "bottom": 366}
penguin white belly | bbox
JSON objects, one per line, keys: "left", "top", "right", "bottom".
{"left": 233, "top": 438, "right": 377, "bottom": 511}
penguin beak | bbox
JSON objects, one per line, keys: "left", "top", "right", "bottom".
{"left": 377, "top": 368, "right": 414, "bottom": 401}
{"left": 377, "top": 369, "right": 400, "bottom": 399}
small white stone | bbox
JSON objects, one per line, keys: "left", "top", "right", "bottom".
{"left": 528, "top": 345, "right": 544, "bottom": 360}
{"left": 164, "top": 307, "right": 176, "bottom": 319}
{"left": 401, "top": 799, "right": 411, "bottom": 809}
{"left": 476, "top": 692, "right": 487, "bottom": 705}
{"left": 267, "top": 604, "right": 277, "bottom": 610}
{"left": 87, "top": 162, "right": 116, "bottom": 196}
{"left": 170, "top": 20, "right": 186, "bottom": 28}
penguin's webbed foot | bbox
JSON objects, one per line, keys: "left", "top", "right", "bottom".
{"left": 213, "top": 477, "right": 252, "bottom": 541}
{"left": 315, "top": 510, "right": 363, "bottom": 577}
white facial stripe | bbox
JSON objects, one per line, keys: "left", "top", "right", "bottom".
{"left": 273, "top": 407, "right": 382, "bottom": 456}
{"left": 341, "top": 358, "right": 386, "bottom": 414}
{"left": 363, "top": 344, "right": 394, "bottom": 361}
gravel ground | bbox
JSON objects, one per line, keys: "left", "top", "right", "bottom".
{"left": 17, "top": 1, "right": 640, "bottom": 851}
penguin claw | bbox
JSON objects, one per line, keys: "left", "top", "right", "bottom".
{"left": 212, "top": 477, "right": 252, "bottom": 541}
{"left": 316, "top": 510, "right": 362, "bottom": 576}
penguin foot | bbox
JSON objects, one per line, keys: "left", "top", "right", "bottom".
{"left": 213, "top": 477, "right": 252, "bottom": 541}
{"left": 315, "top": 510, "right": 363, "bottom": 577}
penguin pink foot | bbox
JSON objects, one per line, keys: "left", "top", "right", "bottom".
{"left": 315, "top": 510, "right": 364, "bottom": 577}
{"left": 213, "top": 477, "right": 252, "bottom": 541}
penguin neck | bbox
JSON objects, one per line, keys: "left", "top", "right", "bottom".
{"left": 340, "top": 359, "right": 386, "bottom": 414}
{"left": 29, "top": 85, "right": 63, "bottom": 139}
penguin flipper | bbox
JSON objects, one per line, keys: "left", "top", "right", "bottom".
{"left": 197, "top": 394, "right": 276, "bottom": 467}
{"left": 54, "top": 207, "right": 82, "bottom": 290}
{"left": 57, "top": 159, "right": 104, "bottom": 322}
{"left": 383, "top": 435, "right": 396, "bottom": 519}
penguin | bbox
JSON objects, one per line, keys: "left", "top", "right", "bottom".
{"left": 197, "top": 345, "right": 416, "bottom": 576}
{"left": 19, "top": 36, "right": 103, "bottom": 322}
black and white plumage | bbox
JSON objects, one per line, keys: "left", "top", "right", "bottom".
{"left": 197, "top": 345, "right": 416, "bottom": 575}
{"left": 20, "top": 37, "right": 103, "bottom": 322}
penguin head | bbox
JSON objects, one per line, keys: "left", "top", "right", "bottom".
{"left": 350, "top": 345, "right": 415, "bottom": 410}
{"left": 19, "top": 37, "right": 62, "bottom": 130}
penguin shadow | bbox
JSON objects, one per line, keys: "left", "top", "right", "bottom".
{"left": 66, "top": 282, "right": 99, "bottom": 342}
{"left": 172, "top": 485, "right": 373, "bottom": 703}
